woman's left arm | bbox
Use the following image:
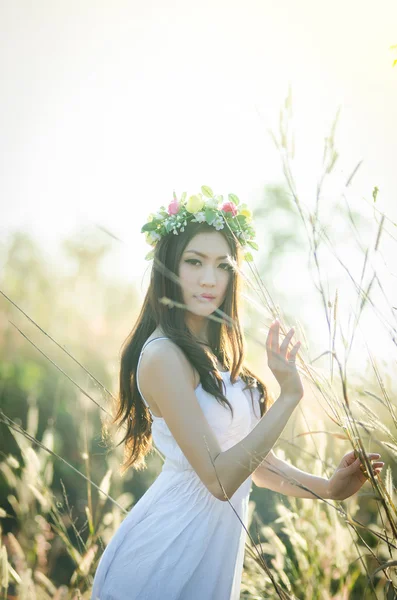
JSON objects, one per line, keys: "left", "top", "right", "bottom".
{"left": 252, "top": 450, "right": 384, "bottom": 500}
{"left": 252, "top": 450, "right": 332, "bottom": 499}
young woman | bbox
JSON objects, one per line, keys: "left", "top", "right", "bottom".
{"left": 91, "top": 189, "right": 384, "bottom": 600}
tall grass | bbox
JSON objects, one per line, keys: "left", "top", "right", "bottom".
{"left": 237, "top": 89, "right": 397, "bottom": 598}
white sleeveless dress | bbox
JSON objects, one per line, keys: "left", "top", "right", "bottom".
{"left": 91, "top": 337, "right": 262, "bottom": 600}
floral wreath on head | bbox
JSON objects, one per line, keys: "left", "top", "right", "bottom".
{"left": 141, "top": 185, "right": 258, "bottom": 262}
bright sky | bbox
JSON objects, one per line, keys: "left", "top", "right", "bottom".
{"left": 1, "top": 1, "right": 397, "bottom": 378}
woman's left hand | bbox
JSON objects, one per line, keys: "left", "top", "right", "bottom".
{"left": 328, "top": 451, "right": 384, "bottom": 500}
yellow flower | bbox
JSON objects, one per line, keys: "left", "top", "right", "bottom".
{"left": 239, "top": 205, "right": 252, "bottom": 220}
{"left": 186, "top": 194, "right": 205, "bottom": 213}
{"left": 145, "top": 231, "right": 161, "bottom": 246}
{"left": 147, "top": 213, "right": 154, "bottom": 222}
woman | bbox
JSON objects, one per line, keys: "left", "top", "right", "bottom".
{"left": 91, "top": 188, "right": 383, "bottom": 600}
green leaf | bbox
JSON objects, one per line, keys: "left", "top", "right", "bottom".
{"left": 145, "top": 249, "right": 155, "bottom": 260}
{"left": 201, "top": 185, "right": 214, "bottom": 198}
{"left": 243, "top": 251, "right": 253, "bottom": 262}
{"left": 181, "top": 192, "right": 187, "bottom": 203}
{"left": 141, "top": 222, "right": 159, "bottom": 232}
{"left": 205, "top": 208, "right": 216, "bottom": 224}
{"left": 228, "top": 193, "right": 240, "bottom": 205}
{"left": 235, "top": 214, "right": 247, "bottom": 225}
{"left": 385, "top": 465, "right": 393, "bottom": 499}
{"left": 247, "top": 240, "right": 259, "bottom": 251}
{"left": 165, "top": 220, "right": 174, "bottom": 233}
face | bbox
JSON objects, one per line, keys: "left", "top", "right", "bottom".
{"left": 178, "top": 231, "right": 233, "bottom": 321}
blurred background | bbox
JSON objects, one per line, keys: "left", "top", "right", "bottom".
{"left": 1, "top": 1, "right": 397, "bottom": 597}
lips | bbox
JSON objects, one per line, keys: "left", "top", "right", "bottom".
{"left": 197, "top": 294, "right": 216, "bottom": 300}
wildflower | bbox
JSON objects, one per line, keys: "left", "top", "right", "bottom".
{"left": 186, "top": 195, "right": 205, "bottom": 213}
{"left": 220, "top": 201, "right": 238, "bottom": 216}
{"left": 168, "top": 200, "right": 180, "bottom": 215}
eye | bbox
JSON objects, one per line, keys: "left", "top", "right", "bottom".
{"left": 184, "top": 259, "right": 232, "bottom": 272}
{"left": 184, "top": 259, "right": 201, "bottom": 266}
{"left": 219, "top": 263, "right": 233, "bottom": 272}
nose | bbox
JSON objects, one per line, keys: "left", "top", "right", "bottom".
{"left": 199, "top": 264, "right": 217, "bottom": 287}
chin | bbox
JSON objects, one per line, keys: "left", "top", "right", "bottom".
{"left": 187, "top": 306, "right": 216, "bottom": 317}
{"left": 187, "top": 299, "right": 220, "bottom": 316}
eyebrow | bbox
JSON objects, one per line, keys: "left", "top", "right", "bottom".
{"left": 184, "top": 250, "right": 229, "bottom": 260}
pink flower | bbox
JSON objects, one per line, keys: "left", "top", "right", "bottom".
{"left": 220, "top": 201, "right": 237, "bottom": 216}
{"left": 168, "top": 200, "right": 180, "bottom": 215}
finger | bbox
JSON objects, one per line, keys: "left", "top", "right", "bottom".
{"left": 266, "top": 324, "right": 272, "bottom": 350}
{"left": 350, "top": 450, "right": 378, "bottom": 470}
{"left": 354, "top": 451, "right": 381, "bottom": 459}
{"left": 345, "top": 457, "right": 361, "bottom": 473}
{"left": 271, "top": 320, "right": 280, "bottom": 354}
{"left": 360, "top": 461, "right": 384, "bottom": 471}
{"left": 360, "top": 463, "right": 385, "bottom": 478}
{"left": 344, "top": 453, "right": 358, "bottom": 466}
{"left": 355, "top": 452, "right": 382, "bottom": 468}
{"left": 287, "top": 341, "right": 301, "bottom": 361}
{"left": 345, "top": 450, "right": 356, "bottom": 458}
{"left": 266, "top": 320, "right": 278, "bottom": 351}
{"left": 280, "top": 328, "right": 295, "bottom": 358}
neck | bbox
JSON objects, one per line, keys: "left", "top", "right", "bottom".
{"left": 184, "top": 312, "right": 209, "bottom": 345}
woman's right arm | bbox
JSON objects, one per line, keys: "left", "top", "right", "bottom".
{"left": 139, "top": 339, "right": 301, "bottom": 501}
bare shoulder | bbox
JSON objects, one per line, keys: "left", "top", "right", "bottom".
{"left": 139, "top": 335, "right": 196, "bottom": 389}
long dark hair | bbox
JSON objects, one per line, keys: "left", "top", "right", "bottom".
{"left": 109, "top": 220, "right": 270, "bottom": 474}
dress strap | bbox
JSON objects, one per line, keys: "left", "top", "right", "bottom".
{"left": 136, "top": 337, "right": 169, "bottom": 412}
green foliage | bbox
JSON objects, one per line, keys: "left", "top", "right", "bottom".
{"left": 201, "top": 185, "right": 214, "bottom": 198}
{"left": 242, "top": 439, "right": 365, "bottom": 598}
{"left": 228, "top": 193, "right": 240, "bottom": 205}
{"left": 204, "top": 207, "right": 217, "bottom": 224}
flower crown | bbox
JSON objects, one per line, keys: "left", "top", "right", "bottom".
{"left": 141, "top": 185, "right": 258, "bottom": 262}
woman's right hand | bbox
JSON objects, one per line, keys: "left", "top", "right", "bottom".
{"left": 266, "top": 319, "right": 304, "bottom": 402}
